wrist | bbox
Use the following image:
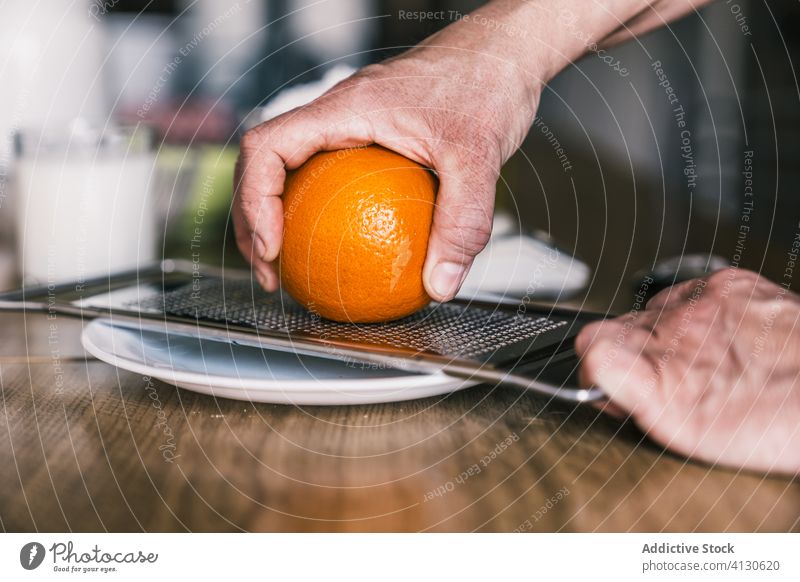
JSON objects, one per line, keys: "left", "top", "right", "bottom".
{"left": 435, "top": 0, "right": 656, "bottom": 85}
{"left": 407, "top": 5, "right": 545, "bottom": 136}
{"left": 419, "top": 2, "right": 545, "bottom": 98}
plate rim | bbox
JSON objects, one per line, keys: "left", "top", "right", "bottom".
{"left": 81, "top": 318, "right": 474, "bottom": 395}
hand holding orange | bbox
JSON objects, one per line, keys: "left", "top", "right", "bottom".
{"left": 279, "top": 145, "right": 437, "bottom": 323}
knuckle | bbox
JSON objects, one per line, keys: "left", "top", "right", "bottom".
{"left": 691, "top": 302, "right": 717, "bottom": 329}
{"left": 701, "top": 281, "right": 722, "bottom": 300}
{"left": 238, "top": 193, "right": 263, "bottom": 218}
{"left": 321, "top": 74, "right": 377, "bottom": 111}
{"left": 646, "top": 284, "right": 674, "bottom": 306}
{"left": 239, "top": 126, "right": 267, "bottom": 154}
{"left": 705, "top": 269, "right": 733, "bottom": 292}
{"left": 340, "top": 64, "right": 382, "bottom": 89}
{"left": 436, "top": 211, "right": 492, "bottom": 258}
{"left": 707, "top": 267, "right": 759, "bottom": 295}
{"left": 737, "top": 268, "right": 761, "bottom": 283}
{"left": 239, "top": 198, "right": 273, "bottom": 232}
{"left": 356, "top": 62, "right": 386, "bottom": 78}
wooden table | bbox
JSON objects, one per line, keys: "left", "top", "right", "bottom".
{"left": 1, "top": 312, "right": 798, "bottom": 532}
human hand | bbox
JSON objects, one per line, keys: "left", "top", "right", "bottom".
{"left": 576, "top": 268, "right": 800, "bottom": 475}
{"left": 233, "top": 19, "right": 540, "bottom": 301}
{"left": 233, "top": 0, "right": 716, "bottom": 300}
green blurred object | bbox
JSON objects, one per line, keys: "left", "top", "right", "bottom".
{"left": 178, "top": 146, "right": 237, "bottom": 232}
{"left": 158, "top": 145, "right": 247, "bottom": 268}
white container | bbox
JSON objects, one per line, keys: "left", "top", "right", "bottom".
{"left": 14, "top": 125, "right": 156, "bottom": 286}
{"left": 0, "top": 0, "right": 108, "bottom": 172}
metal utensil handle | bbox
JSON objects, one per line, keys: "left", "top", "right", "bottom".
{"left": 442, "top": 365, "right": 607, "bottom": 403}
{"left": 498, "top": 373, "right": 607, "bottom": 403}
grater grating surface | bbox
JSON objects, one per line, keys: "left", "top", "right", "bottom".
{"left": 133, "top": 278, "right": 567, "bottom": 359}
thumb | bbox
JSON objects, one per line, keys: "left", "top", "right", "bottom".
{"left": 423, "top": 150, "right": 498, "bottom": 302}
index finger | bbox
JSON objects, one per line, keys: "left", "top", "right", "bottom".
{"left": 235, "top": 103, "right": 373, "bottom": 263}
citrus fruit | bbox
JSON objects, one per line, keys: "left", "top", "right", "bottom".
{"left": 279, "top": 145, "right": 436, "bottom": 323}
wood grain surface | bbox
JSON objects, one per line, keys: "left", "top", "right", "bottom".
{"left": 0, "top": 312, "right": 798, "bottom": 532}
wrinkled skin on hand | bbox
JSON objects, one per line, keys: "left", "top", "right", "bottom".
{"left": 233, "top": 49, "right": 538, "bottom": 301}
{"left": 576, "top": 268, "right": 800, "bottom": 475}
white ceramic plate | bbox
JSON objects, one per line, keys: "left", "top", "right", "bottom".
{"left": 81, "top": 319, "right": 477, "bottom": 405}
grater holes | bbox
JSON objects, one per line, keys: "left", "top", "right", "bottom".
{"left": 133, "top": 278, "right": 566, "bottom": 359}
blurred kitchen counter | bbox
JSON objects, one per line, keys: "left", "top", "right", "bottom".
{"left": 1, "top": 310, "right": 797, "bottom": 532}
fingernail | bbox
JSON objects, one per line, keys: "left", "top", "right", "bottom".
{"left": 254, "top": 234, "right": 268, "bottom": 260}
{"left": 430, "top": 261, "right": 467, "bottom": 301}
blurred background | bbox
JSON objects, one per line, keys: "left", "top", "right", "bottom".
{"left": 0, "top": 0, "right": 797, "bottom": 311}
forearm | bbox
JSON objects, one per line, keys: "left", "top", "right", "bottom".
{"left": 599, "top": 0, "right": 715, "bottom": 47}
{"left": 414, "top": 0, "right": 714, "bottom": 90}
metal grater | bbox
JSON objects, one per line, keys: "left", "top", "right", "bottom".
{"left": 0, "top": 261, "right": 604, "bottom": 402}
{"left": 134, "top": 278, "right": 568, "bottom": 360}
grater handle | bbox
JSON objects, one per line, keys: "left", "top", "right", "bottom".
{"left": 497, "top": 373, "right": 607, "bottom": 403}
{"left": 443, "top": 366, "right": 607, "bottom": 403}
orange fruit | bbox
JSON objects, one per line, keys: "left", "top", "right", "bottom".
{"left": 279, "top": 145, "right": 436, "bottom": 323}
